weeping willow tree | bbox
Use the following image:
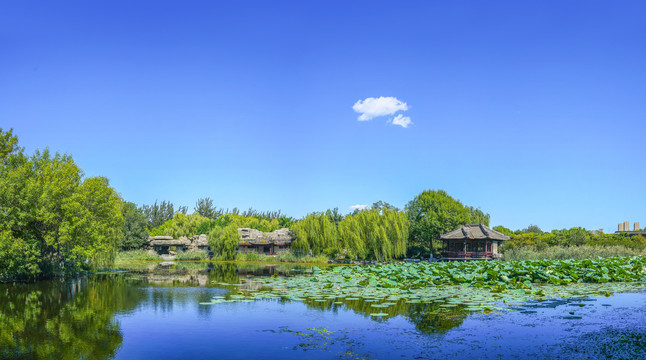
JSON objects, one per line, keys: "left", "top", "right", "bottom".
{"left": 208, "top": 224, "right": 239, "bottom": 260}
{"left": 338, "top": 208, "right": 408, "bottom": 260}
{"left": 291, "top": 212, "right": 339, "bottom": 256}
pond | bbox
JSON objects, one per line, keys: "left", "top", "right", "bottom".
{"left": 1, "top": 261, "right": 645, "bottom": 359}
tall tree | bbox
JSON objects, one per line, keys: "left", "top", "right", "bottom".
{"left": 0, "top": 130, "right": 124, "bottom": 279}
{"left": 0, "top": 127, "right": 21, "bottom": 160}
{"left": 121, "top": 201, "right": 149, "bottom": 250}
{"left": 406, "top": 189, "right": 488, "bottom": 258}
{"left": 194, "top": 197, "right": 219, "bottom": 219}
{"left": 291, "top": 212, "right": 339, "bottom": 256}
{"left": 521, "top": 224, "right": 543, "bottom": 234}
{"left": 338, "top": 207, "right": 408, "bottom": 260}
{"left": 141, "top": 200, "right": 174, "bottom": 229}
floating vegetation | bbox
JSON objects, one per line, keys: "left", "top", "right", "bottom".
{"left": 198, "top": 257, "right": 646, "bottom": 321}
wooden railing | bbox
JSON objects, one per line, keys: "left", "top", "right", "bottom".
{"left": 441, "top": 251, "right": 493, "bottom": 259}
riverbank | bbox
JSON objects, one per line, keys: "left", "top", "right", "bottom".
{"left": 115, "top": 249, "right": 331, "bottom": 264}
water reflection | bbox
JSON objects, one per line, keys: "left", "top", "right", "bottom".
{"left": 0, "top": 275, "right": 146, "bottom": 359}
{"left": 118, "top": 261, "right": 472, "bottom": 333}
{"left": 1, "top": 262, "right": 644, "bottom": 360}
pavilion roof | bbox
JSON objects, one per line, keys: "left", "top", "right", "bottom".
{"left": 439, "top": 224, "right": 510, "bottom": 241}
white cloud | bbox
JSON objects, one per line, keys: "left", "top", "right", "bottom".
{"left": 349, "top": 204, "right": 370, "bottom": 211}
{"left": 391, "top": 114, "right": 412, "bottom": 128}
{"left": 353, "top": 96, "right": 408, "bottom": 121}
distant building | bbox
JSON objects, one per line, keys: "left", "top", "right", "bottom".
{"left": 438, "top": 224, "right": 510, "bottom": 261}
{"left": 616, "top": 221, "right": 645, "bottom": 236}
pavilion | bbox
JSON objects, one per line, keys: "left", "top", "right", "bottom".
{"left": 439, "top": 224, "right": 510, "bottom": 261}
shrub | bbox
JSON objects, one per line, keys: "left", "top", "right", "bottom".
{"left": 175, "top": 250, "right": 209, "bottom": 261}
{"left": 115, "top": 250, "right": 161, "bottom": 261}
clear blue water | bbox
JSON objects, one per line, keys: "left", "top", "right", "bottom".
{"left": 2, "top": 262, "right": 645, "bottom": 359}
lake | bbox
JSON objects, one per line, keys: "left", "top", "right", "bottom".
{"left": 1, "top": 261, "right": 645, "bottom": 359}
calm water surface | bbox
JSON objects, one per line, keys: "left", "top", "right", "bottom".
{"left": 2, "top": 262, "right": 645, "bottom": 359}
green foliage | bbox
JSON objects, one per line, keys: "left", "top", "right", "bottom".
{"left": 194, "top": 197, "right": 221, "bottom": 219}
{"left": 0, "top": 229, "right": 40, "bottom": 281}
{"left": 493, "top": 225, "right": 514, "bottom": 237}
{"left": 466, "top": 206, "right": 490, "bottom": 226}
{"left": 175, "top": 250, "right": 210, "bottom": 260}
{"left": 250, "top": 257, "right": 646, "bottom": 316}
{"left": 121, "top": 201, "right": 149, "bottom": 250}
{"left": 0, "top": 127, "right": 21, "bottom": 161}
{"left": 519, "top": 224, "right": 543, "bottom": 234}
{"left": 406, "top": 189, "right": 489, "bottom": 257}
{"left": 0, "top": 131, "right": 124, "bottom": 280}
{"left": 149, "top": 212, "right": 210, "bottom": 238}
{"left": 338, "top": 208, "right": 408, "bottom": 260}
{"left": 291, "top": 212, "right": 339, "bottom": 256}
{"left": 312, "top": 256, "right": 646, "bottom": 289}
{"left": 208, "top": 224, "right": 239, "bottom": 260}
{"left": 197, "top": 212, "right": 285, "bottom": 235}
{"left": 115, "top": 250, "right": 161, "bottom": 261}
{"left": 503, "top": 228, "right": 646, "bottom": 253}
{"left": 141, "top": 200, "right": 175, "bottom": 229}
{"left": 324, "top": 207, "right": 343, "bottom": 227}
{"left": 235, "top": 250, "right": 330, "bottom": 263}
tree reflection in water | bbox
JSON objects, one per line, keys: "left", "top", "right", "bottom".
{"left": 0, "top": 262, "right": 471, "bottom": 360}
{"left": 0, "top": 275, "right": 146, "bottom": 360}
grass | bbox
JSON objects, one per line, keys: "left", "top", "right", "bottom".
{"left": 175, "top": 250, "right": 210, "bottom": 261}
{"left": 502, "top": 245, "right": 644, "bottom": 261}
{"left": 235, "top": 251, "right": 330, "bottom": 264}
{"left": 115, "top": 250, "right": 162, "bottom": 261}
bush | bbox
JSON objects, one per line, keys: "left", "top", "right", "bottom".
{"left": 175, "top": 250, "right": 209, "bottom": 261}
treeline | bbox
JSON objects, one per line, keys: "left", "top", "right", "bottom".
{"left": 138, "top": 190, "right": 491, "bottom": 261}
{"left": 495, "top": 226, "right": 646, "bottom": 252}
{"left": 118, "top": 197, "right": 294, "bottom": 249}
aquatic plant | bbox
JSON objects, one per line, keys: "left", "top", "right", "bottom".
{"left": 199, "top": 256, "right": 646, "bottom": 317}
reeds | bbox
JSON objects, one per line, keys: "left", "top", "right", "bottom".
{"left": 175, "top": 250, "right": 210, "bottom": 261}
{"left": 502, "top": 245, "right": 643, "bottom": 261}
{"left": 115, "top": 250, "right": 161, "bottom": 261}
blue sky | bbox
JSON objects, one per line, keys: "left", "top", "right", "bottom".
{"left": 1, "top": 1, "right": 645, "bottom": 232}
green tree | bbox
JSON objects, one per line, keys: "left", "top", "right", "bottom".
{"left": 0, "top": 127, "right": 21, "bottom": 160}
{"left": 194, "top": 197, "right": 220, "bottom": 219}
{"left": 493, "top": 225, "right": 514, "bottom": 237}
{"left": 338, "top": 207, "right": 408, "bottom": 260}
{"left": 291, "top": 212, "right": 339, "bottom": 256}
{"left": 121, "top": 202, "right": 149, "bottom": 250}
{"left": 208, "top": 224, "right": 239, "bottom": 260}
{"left": 325, "top": 207, "right": 344, "bottom": 227}
{"left": 521, "top": 224, "right": 543, "bottom": 234}
{"left": 149, "top": 212, "right": 210, "bottom": 238}
{"left": 142, "top": 200, "right": 175, "bottom": 229}
{"left": 406, "top": 189, "right": 488, "bottom": 257}
{"left": 0, "top": 130, "right": 124, "bottom": 279}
